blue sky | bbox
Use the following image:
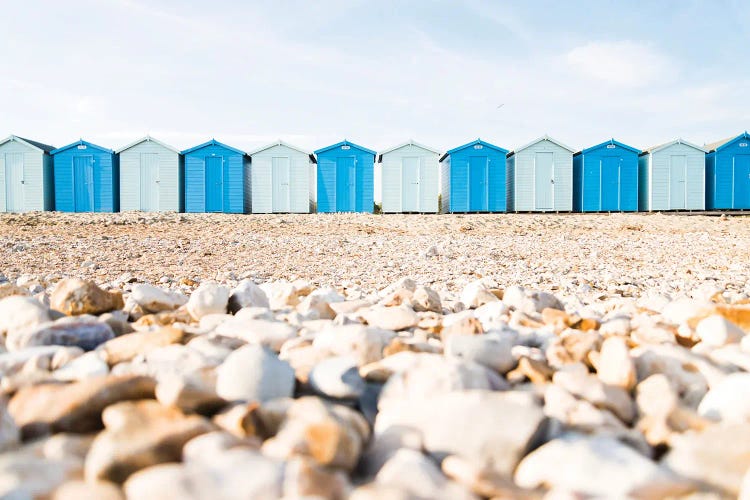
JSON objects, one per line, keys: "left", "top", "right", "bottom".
{"left": 1, "top": 0, "right": 749, "bottom": 153}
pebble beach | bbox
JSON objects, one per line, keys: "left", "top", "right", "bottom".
{"left": 0, "top": 211, "right": 750, "bottom": 498}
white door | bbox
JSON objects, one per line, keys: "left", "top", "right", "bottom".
{"left": 401, "top": 157, "right": 420, "bottom": 212}
{"left": 669, "top": 155, "right": 686, "bottom": 209}
{"left": 535, "top": 152, "right": 554, "bottom": 210}
{"left": 272, "top": 157, "right": 291, "bottom": 212}
{"left": 140, "top": 153, "right": 160, "bottom": 211}
{"left": 5, "top": 153, "right": 24, "bottom": 212}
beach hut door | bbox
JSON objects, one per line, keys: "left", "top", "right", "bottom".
{"left": 272, "top": 157, "right": 291, "bottom": 212}
{"left": 600, "top": 157, "right": 620, "bottom": 211}
{"left": 140, "top": 153, "right": 160, "bottom": 211}
{"left": 669, "top": 155, "right": 686, "bottom": 209}
{"left": 535, "top": 152, "right": 554, "bottom": 210}
{"left": 205, "top": 156, "right": 224, "bottom": 212}
{"left": 336, "top": 157, "right": 355, "bottom": 212}
{"left": 402, "top": 157, "right": 420, "bottom": 212}
{"left": 73, "top": 156, "right": 94, "bottom": 212}
{"left": 4, "top": 153, "right": 24, "bottom": 212}
{"left": 469, "top": 156, "right": 488, "bottom": 211}
{"left": 733, "top": 155, "right": 750, "bottom": 208}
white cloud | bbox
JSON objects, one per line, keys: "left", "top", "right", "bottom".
{"left": 565, "top": 41, "right": 675, "bottom": 87}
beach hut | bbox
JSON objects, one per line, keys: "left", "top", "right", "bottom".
{"left": 439, "top": 139, "right": 508, "bottom": 213}
{"left": 638, "top": 139, "right": 706, "bottom": 211}
{"left": 0, "top": 136, "right": 55, "bottom": 212}
{"left": 249, "top": 140, "right": 314, "bottom": 213}
{"left": 506, "top": 135, "right": 575, "bottom": 212}
{"left": 51, "top": 140, "right": 118, "bottom": 212}
{"left": 314, "top": 140, "right": 375, "bottom": 213}
{"left": 705, "top": 132, "right": 750, "bottom": 210}
{"left": 116, "top": 136, "right": 183, "bottom": 212}
{"left": 573, "top": 139, "right": 640, "bottom": 212}
{"left": 379, "top": 140, "right": 440, "bottom": 213}
{"left": 183, "top": 139, "right": 248, "bottom": 213}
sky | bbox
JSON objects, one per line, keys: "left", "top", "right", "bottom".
{"left": 1, "top": 0, "right": 749, "bottom": 154}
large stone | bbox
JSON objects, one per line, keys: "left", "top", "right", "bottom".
{"left": 228, "top": 279, "right": 269, "bottom": 313}
{"left": 596, "top": 336, "right": 636, "bottom": 390}
{"left": 515, "top": 433, "right": 689, "bottom": 498}
{"left": 374, "top": 390, "right": 546, "bottom": 477}
{"left": 50, "top": 279, "right": 123, "bottom": 316}
{"left": 696, "top": 315, "right": 745, "bottom": 347}
{"left": 283, "top": 456, "right": 351, "bottom": 499}
{"left": 297, "top": 288, "right": 344, "bottom": 320}
{"left": 309, "top": 356, "right": 366, "bottom": 399}
{"left": 7, "top": 318, "right": 115, "bottom": 352}
{"left": 53, "top": 351, "right": 109, "bottom": 382}
{"left": 662, "top": 423, "right": 750, "bottom": 496}
{"left": 461, "top": 280, "right": 499, "bottom": 309}
{"left": 412, "top": 286, "right": 442, "bottom": 313}
{"left": 123, "top": 450, "right": 283, "bottom": 500}
{"left": 0, "top": 295, "right": 51, "bottom": 337}
{"left": 53, "top": 480, "right": 125, "bottom": 500}
{"left": 84, "top": 400, "right": 213, "bottom": 484}
{"left": 155, "top": 370, "right": 225, "bottom": 414}
{"left": 260, "top": 282, "right": 300, "bottom": 310}
{"left": 216, "top": 345, "right": 295, "bottom": 402}
{"left": 186, "top": 283, "right": 229, "bottom": 320}
{"left": 0, "top": 448, "right": 82, "bottom": 499}
{"left": 98, "top": 327, "right": 185, "bottom": 365}
{"left": 214, "top": 318, "right": 297, "bottom": 352}
{"left": 444, "top": 333, "right": 515, "bottom": 373}
{"left": 8, "top": 375, "right": 156, "bottom": 438}
{"left": 130, "top": 284, "right": 187, "bottom": 313}
{"left": 312, "top": 325, "right": 394, "bottom": 366}
{"left": 362, "top": 305, "right": 418, "bottom": 331}
{"left": 698, "top": 373, "right": 750, "bottom": 423}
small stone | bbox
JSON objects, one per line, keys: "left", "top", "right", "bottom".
{"left": 214, "top": 318, "right": 297, "bottom": 352}
{"left": 7, "top": 318, "right": 115, "bottom": 352}
{"left": 261, "top": 282, "right": 300, "bottom": 310}
{"left": 599, "top": 316, "right": 632, "bottom": 337}
{"left": 283, "top": 456, "right": 350, "bottom": 499}
{"left": 130, "top": 284, "right": 186, "bottom": 313}
{"left": 312, "top": 325, "right": 394, "bottom": 366}
{"left": 0, "top": 295, "right": 51, "bottom": 338}
{"left": 156, "top": 370, "right": 225, "bottom": 414}
{"left": 84, "top": 400, "right": 213, "bottom": 483}
{"left": 553, "top": 363, "right": 635, "bottom": 423}
{"left": 297, "top": 288, "right": 344, "bottom": 320}
{"left": 53, "top": 351, "right": 109, "bottom": 382}
{"left": 9, "top": 375, "right": 156, "bottom": 438}
{"left": 412, "top": 286, "right": 442, "bottom": 313}
{"left": 361, "top": 305, "right": 418, "bottom": 331}
{"left": 515, "top": 433, "right": 689, "bottom": 498}
{"left": 596, "top": 336, "right": 636, "bottom": 390}
{"left": 444, "top": 333, "right": 515, "bottom": 373}
{"left": 216, "top": 345, "right": 295, "bottom": 402}
{"left": 696, "top": 315, "right": 745, "bottom": 347}
{"left": 186, "top": 282, "right": 229, "bottom": 320}
{"left": 461, "top": 280, "right": 499, "bottom": 309}
{"left": 182, "top": 430, "right": 257, "bottom": 463}
{"left": 0, "top": 283, "right": 29, "bottom": 300}
{"left": 309, "top": 356, "right": 366, "bottom": 399}
{"left": 698, "top": 373, "right": 750, "bottom": 423}
{"left": 330, "top": 300, "right": 372, "bottom": 315}
{"left": 53, "top": 480, "right": 124, "bottom": 500}
{"left": 98, "top": 327, "right": 184, "bottom": 365}
{"left": 50, "top": 279, "right": 123, "bottom": 316}
{"left": 227, "top": 279, "right": 269, "bottom": 313}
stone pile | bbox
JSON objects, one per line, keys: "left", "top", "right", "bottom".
{"left": 0, "top": 272, "right": 749, "bottom": 499}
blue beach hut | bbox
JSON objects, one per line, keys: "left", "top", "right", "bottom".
{"left": 705, "top": 132, "right": 750, "bottom": 210}
{"left": 439, "top": 139, "right": 509, "bottom": 213}
{"left": 51, "top": 140, "right": 118, "bottom": 212}
{"left": 573, "top": 139, "right": 640, "bottom": 212}
{"left": 182, "top": 139, "right": 249, "bottom": 213}
{"left": 314, "top": 140, "right": 375, "bottom": 213}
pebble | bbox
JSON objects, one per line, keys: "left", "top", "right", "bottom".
{"left": 0, "top": 295, "right": 51, "bottom": 338}
{"left": 309, "top": 356, "right": 366, "bottom": 399}
{"left": 186, "top": 282, "right": 229, "bottom": 320}
{"left": 50, "top": 278, "right": 124, "bottom": 316}
{"left": 444, "top": 333, "right": 516, "bottom": 373}
{"left": 361, "top": 305, "right": 418, "bottom": 331}
{"left": 214, "top": 318, "right": 297, "bottom": 352}
{"left": 697, "top": 373, "right": 750, "bottom": 422}
{"left": 596, "top": 336, "right": 636, "bottom": 390}
{"left": 130, "top": 283, "right": 187, "bottom": 313}
{"left": 696, "top": 314, "right": 745, "bottom": 347}
{"left": 216, "top": 344, "right": 295, "bottom": 402}
{"left": 227, "top": 278, "right": 269, "bottom": 312}
{"left": 7, "top": 317, "right": 115, "bottom": 352}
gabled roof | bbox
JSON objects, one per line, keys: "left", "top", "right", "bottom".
{"left": 0, "top": 135, "right": 55, "bottom": 153}
{"left": 575, "top": 138, "right": 641, "bottom": 157}
{"left": 115, "top": 135, "right": 180, "bottom": 154}
{"left": 248, "top": 139, "right": 316, "bottom": 163}
{"left": 314, "top": 140, "right": 376, "bottom": 156}
{"left": 439, "top": 139, "right": 509, "bottom": 162}
{"left": 704, "top": 131, "right": 750, "bottom": 153}
{"left": 377, "top": 140, "right": 441, "bottom": 162}
{"left": 639, "top": 138, "right": 707, "bottom": 156}
{"left": 181, "top": 139, "right": 246, "bottom": 156}
{"left": 51, "top": 139, "right": 113, "bottom": 155}
{"left": 507, "top": 135, "right": 576, "bottom": 157}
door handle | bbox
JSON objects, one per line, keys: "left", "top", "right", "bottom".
{"left": 551, "top": 179, "right": 555, "bottom": 184}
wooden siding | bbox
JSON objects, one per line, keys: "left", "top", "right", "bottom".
{"left": 647, "top": 143, "right": 705, "bottom": 210}
{"left": 443, "top": 142, "right": 507, "bottom": 213}
{"left": 506, "top": 156, "right": 515, "bottom": 211}
{"left": 53, "top": 145, "right": 117, "bottom": 212}
{"left": 707, "top": 136, "right": 750, "bottom": 209}
{"left": 440, "top": 156, "right": 451, "bottom": 213}
{"left": 119, "top": 141, "right": 181, "bottom": 212}
{"left": 184, "top": 143, "right": 247, "bottom": 213}
{"left": 573, "top": 143, "right": 639, "bottom": 212}
{"left": 511, "top": 139, "right": 573, "bottom": 212}
{"left": 316, "top": 144, "right": 374, "bottom": 213}
{"left": 380, "top": 144, "right": 439, "bottom": 213}
{"left": 250, "top": 144, "right": 311, "bottom": 213}
{"left": 0, "top": 140, "right": 50, "bottom": 212}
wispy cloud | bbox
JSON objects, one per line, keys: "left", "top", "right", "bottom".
{"left": 565, "top": 41, "right": 676, "bottom": 87}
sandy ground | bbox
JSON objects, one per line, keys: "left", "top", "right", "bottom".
{"left": 0, "top": 211, "right": 748, "bottom": 297}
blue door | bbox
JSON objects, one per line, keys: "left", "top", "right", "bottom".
{"left": 205, "top": 156, "right": 223, "bottom": 212}
{"left": 734, "top": 155, "right": 750, "bottom": 208}
{"left": 336, "top": 157, "right": 355, "bottom": 212}
{"left": 601, "top": 157, "right": 620, "bottom": 211}
{"left": 73, "top": 156, "right": 94, "bottom": 212}
{"left": 469, "top": 156, "right": 487, "bottom": 211}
